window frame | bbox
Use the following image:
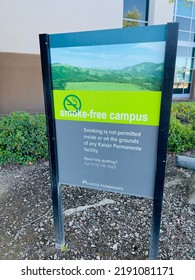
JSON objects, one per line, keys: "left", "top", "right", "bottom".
{"left": 123, "top": 0, "right": 149, "bottom": 27}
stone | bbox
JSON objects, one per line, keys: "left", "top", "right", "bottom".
{"left": 186, "top": 175, "right": 195, "bottom": 205}
{"left": 175, "top": 155, "right": 195, "bottom": 170}
{"left": 112, "top": 244, "right": 118, "bottom": 250}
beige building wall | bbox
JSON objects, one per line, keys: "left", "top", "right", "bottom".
{"left": 0, "top": 0, "right": 123, "bottom": 114}
{"left": 148, "top": 0, "right": 174, "bottom": 25}
{"left": 0, "top": 53, "right": 44, "bottom": 114}
{"left": 0, "top": 0, "right": 123, "bottom": 54}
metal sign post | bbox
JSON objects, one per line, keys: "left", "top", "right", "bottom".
{"left": 39, "top": 23, "right": 178, "bottom": 257}
{"left": 149, "top": 23, "right": 179, "bottom": 259}
{"left": 39, "top": 34, "right": 65, "bottom": 250}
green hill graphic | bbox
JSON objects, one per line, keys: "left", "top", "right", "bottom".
{"left": 51, "top": 62, "right": 164, "bottom": 91}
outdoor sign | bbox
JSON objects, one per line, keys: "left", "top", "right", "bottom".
{"left": 39, "top": 23, "right": 178, "bottom": 259}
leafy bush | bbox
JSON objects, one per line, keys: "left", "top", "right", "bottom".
{"left": 171, "top": 102, "right": 195, "bottom": 128}
{"left": 0, "top": 103, "right": 194, "bottom": 165}
{"left": 168, "top": 116, "right": 195, "bottom": 153}
{"left": 168, "top": 102, "right": 195, "bottom": 153}
{"left": 0, "top": 112, "right": 48, "bottom": 164}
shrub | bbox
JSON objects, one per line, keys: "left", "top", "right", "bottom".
{"left": 168, "top": 102, "right": 195, "bottom": 153}
{"left": 0, "top": 112, "right": 48, "bottom": 164}
{"left": 168, "top": 115, "right": 195, "bottom": 153}
{"left": 0, "top": 103, "right": 194, "bottom": 165}
{"left": 171, "top": 102, "right": 195, "bottom": 128}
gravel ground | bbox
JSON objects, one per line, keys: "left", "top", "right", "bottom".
{"left": 0, "top": 152, "right": 194, "bottom": 260}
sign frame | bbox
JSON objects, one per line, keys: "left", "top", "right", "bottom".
{"left": 39, "top": 23, "right": 178, "bottom": 259}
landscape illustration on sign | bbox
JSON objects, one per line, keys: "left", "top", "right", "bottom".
{"left": 50, "top": 41, "right": 165, "bottom": 92}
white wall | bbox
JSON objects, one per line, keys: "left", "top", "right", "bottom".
{"left": 0, "top": 0, "right": 123, "bottom": 54}
{"left": 148, "top": 0, "right": 174, "bottom": 25}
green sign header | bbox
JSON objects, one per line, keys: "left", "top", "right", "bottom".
{"left": 53, "top": 90, "right": 161, "bottom": 126}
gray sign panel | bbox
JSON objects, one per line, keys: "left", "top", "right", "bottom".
{"left": 56, "top": 120, "right": 158, "bottom": 198}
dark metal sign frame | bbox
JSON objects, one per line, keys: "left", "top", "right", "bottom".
{"left": 39, "top": 23, "right": 178, "bottom": 259}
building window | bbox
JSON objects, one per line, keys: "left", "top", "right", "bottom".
{"left": 173, "top": 0, "right": 195, "bottom": 97}
{"left": 123, "top": 0, "right": 149, "bottom": 27}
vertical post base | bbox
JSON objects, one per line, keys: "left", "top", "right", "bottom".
{"left": 51, "top": 183, "right": 65, "bottom": 250}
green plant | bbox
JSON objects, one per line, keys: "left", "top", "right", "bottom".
{"left": 168, "top": 115, "right": 195, "bottom": 153}
{"left": 171, "top": 102, "right": 195, "bottom": 128}
{"left": 61, "top": 244, "right": 68, "bottom": 252}
{"left": 168, "top": 102, "right": 195, "bottom": 153}
{"left": 123, "top": 7, "right": 141, "bottom": 28}
{"left": 0, "top": 111, "right": 48, "bottom": 165}
{"left": 0, "top": 102, "right": 194, "bottom": 165}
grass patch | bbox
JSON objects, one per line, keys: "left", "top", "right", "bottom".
{"left": 65, "top": 82, "right": 144, "bottom": 91}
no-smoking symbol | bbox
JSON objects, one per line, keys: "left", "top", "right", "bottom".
{"left": 63, "top": 94, "right": 82, "bottom": 112}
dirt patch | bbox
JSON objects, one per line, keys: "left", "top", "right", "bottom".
{"left": 0, "top": 153, "right": 194, "bottom": 260}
